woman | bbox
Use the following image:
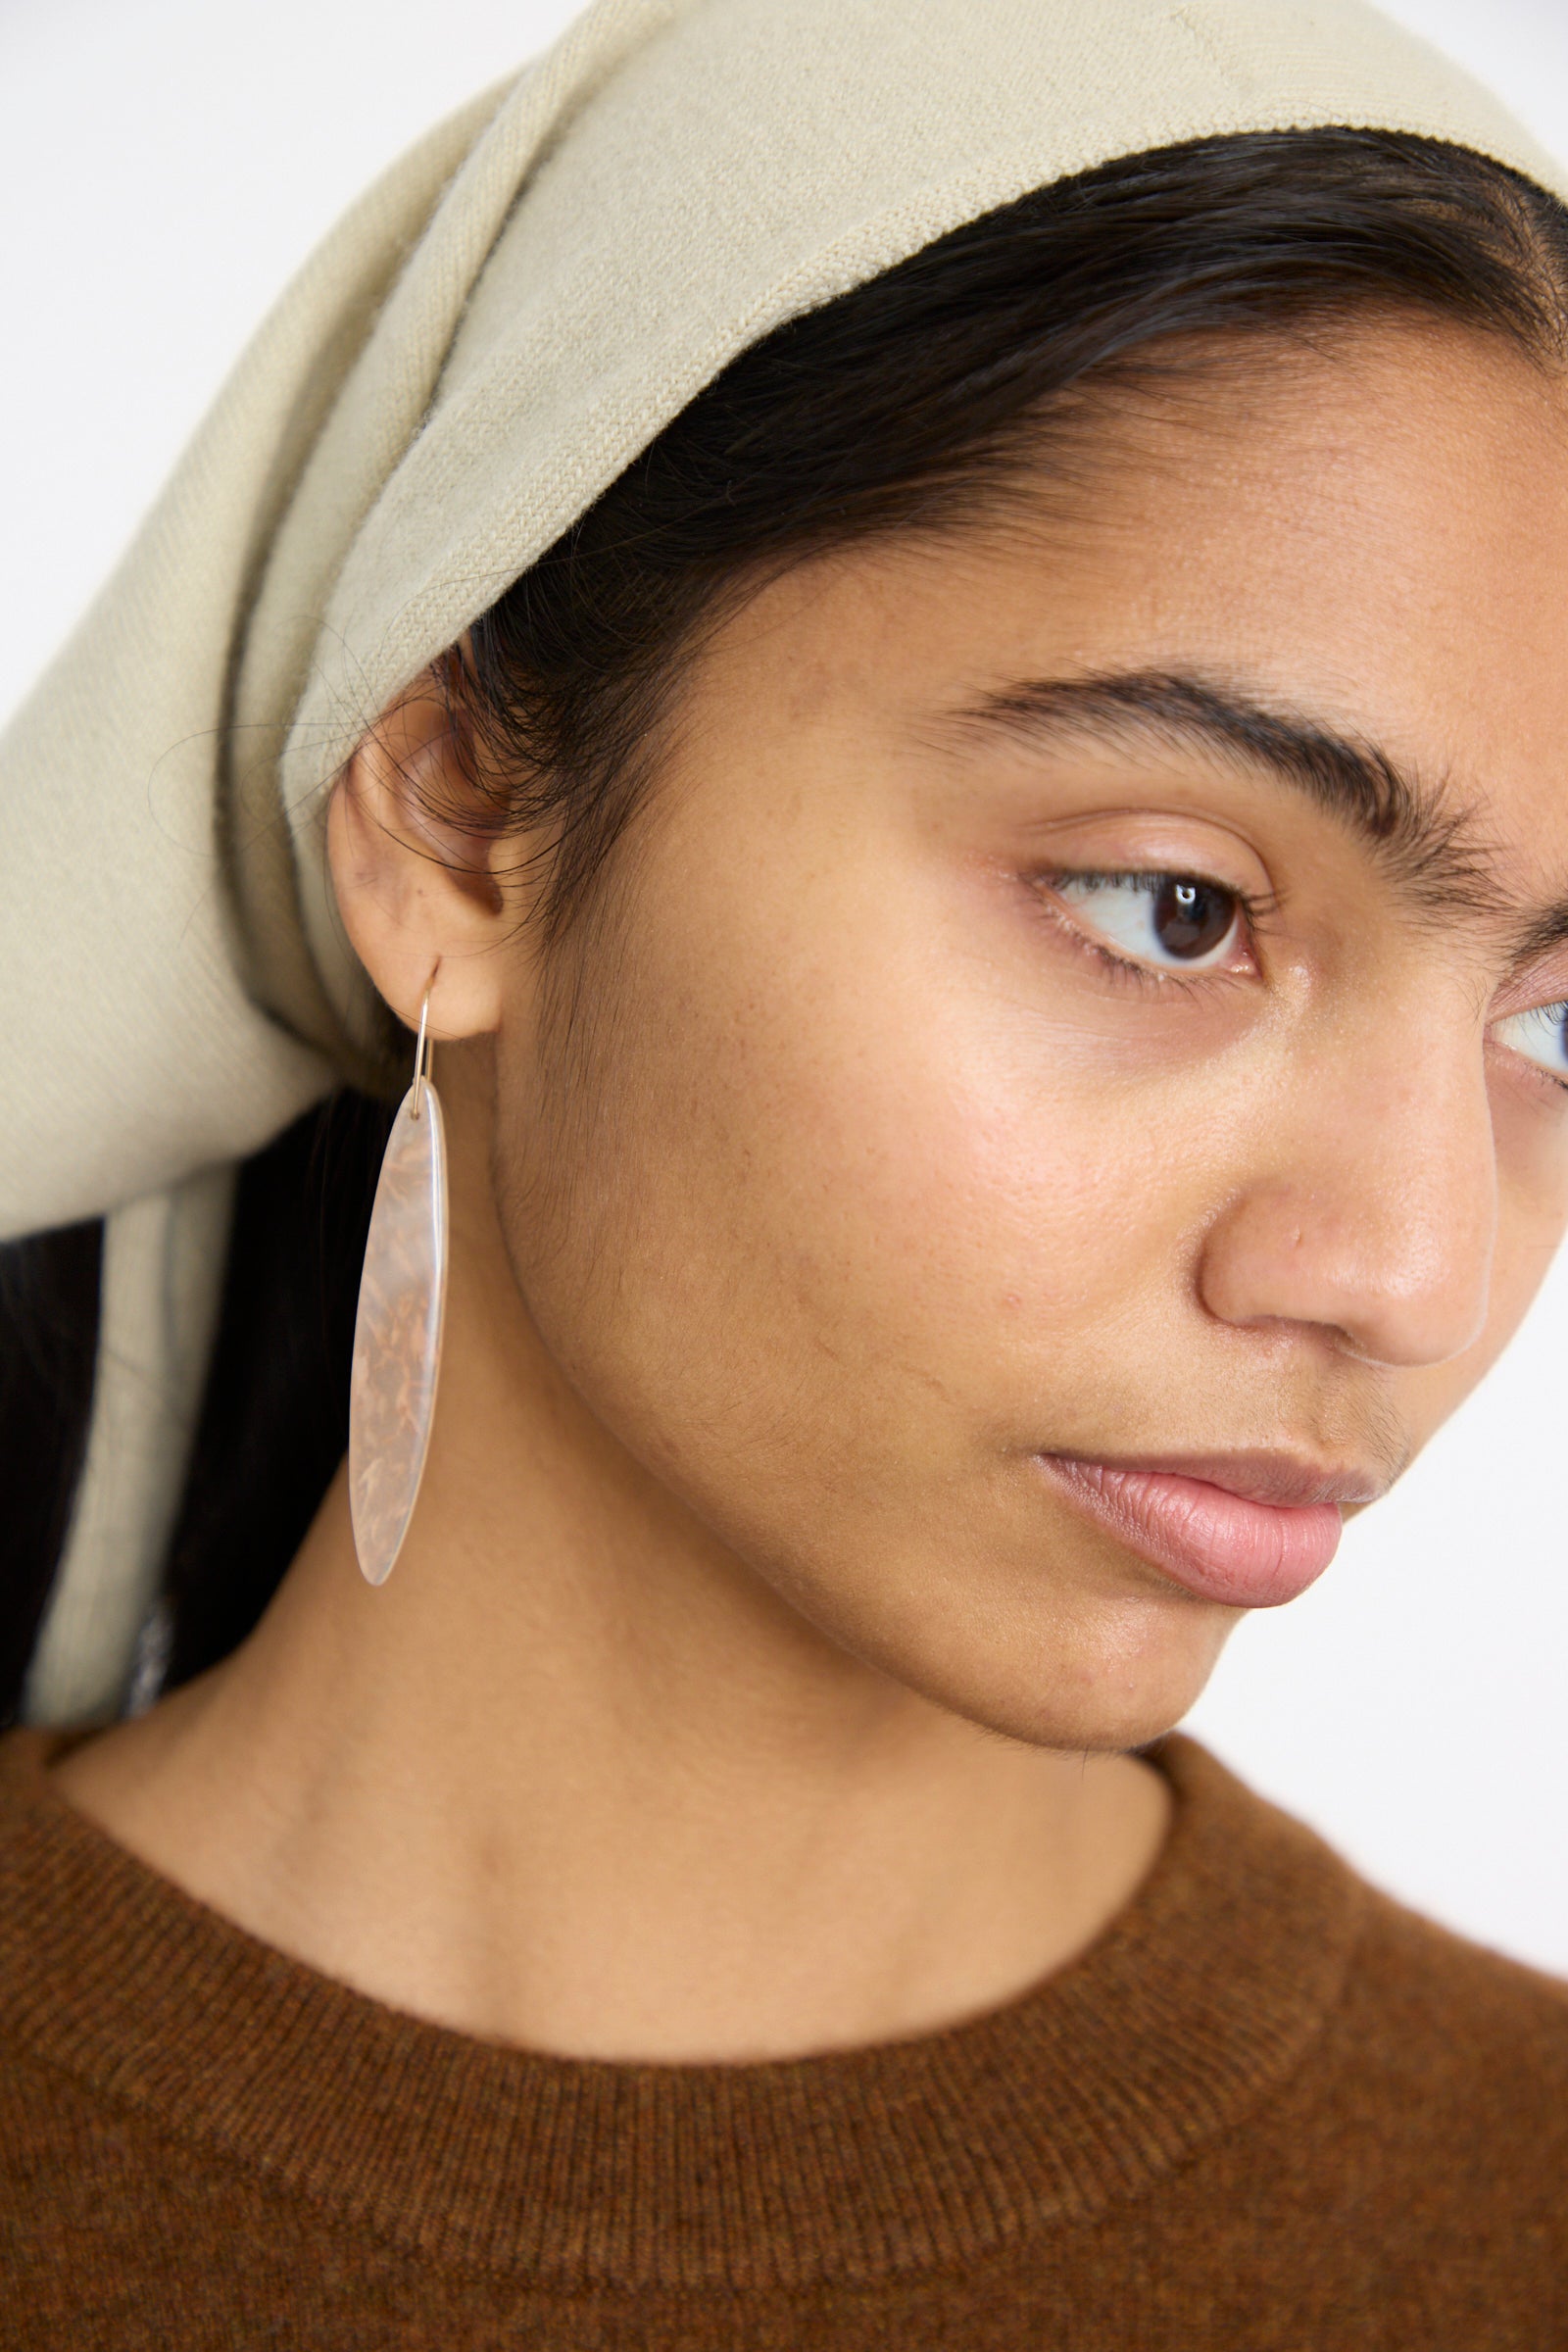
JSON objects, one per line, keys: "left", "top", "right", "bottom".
{"left": 1, "top": 0, "right": 1565, "bottom": 2339}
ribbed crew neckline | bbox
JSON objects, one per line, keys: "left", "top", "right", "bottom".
{"left": 0, "top": 1731, "right": 1362, "bottom": 2289}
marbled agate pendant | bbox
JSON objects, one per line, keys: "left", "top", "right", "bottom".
{"left": 349, "top": 1081, "right": 449, "bottom": 1585}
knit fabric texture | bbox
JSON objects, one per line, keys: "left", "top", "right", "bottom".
{"left": 2, "top": 1731, "right": 1564, "bottom": 2345}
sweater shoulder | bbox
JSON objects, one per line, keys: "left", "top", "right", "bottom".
{"left": 1353, "top": 1880, "right": 1568, "bottom": 2038}
{"left": 1323, "top": 1872, "right": 1568, "bottom": 2147}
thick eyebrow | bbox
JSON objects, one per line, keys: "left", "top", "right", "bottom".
{"left": 949, "top": 668, "right": 1517, "bottom": 927}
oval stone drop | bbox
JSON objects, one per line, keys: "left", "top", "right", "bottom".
{"left": 349, "top": 1084, "right": 449, "bottom": 1586}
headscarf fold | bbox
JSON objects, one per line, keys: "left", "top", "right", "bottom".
{"left": 4, "top": 0, "right": 1559, "bottom": 1720}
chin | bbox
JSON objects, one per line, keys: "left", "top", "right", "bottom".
{"left": 945, "top": 1664, "right": 1221, "bottom": 1758}
{"left": 838, "top": 1571, "right": 1238, "bottom": 1755}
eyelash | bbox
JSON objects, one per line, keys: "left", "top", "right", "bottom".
{"left": 1035, "top": 867, "right": 1271, "bottom": 995}
{"left": 1517, "top": 1061, "right": 1568, "bottom": 1102}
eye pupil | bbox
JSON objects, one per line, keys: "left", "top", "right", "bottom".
{"left": 1152, "top": 876, "right": 1234, "bottom": 960}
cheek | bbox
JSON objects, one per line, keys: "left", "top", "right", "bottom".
{"left": 487, "top": 864, "right": 1243, "bottom": 1749}
{"left": 482, "top": 801, "right": 1254, "bottom": 1745}
{"left": 494, "top": 848, "right": 1203, "bottom": 1524}
{"left": 748, "top": 988, "right": 1165, "bottom": 1414}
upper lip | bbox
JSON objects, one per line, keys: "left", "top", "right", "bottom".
{"left": 1039, "top": 1448, "right": 1392, "bottom": 1511}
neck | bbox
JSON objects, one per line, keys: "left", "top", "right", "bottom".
{"left": 54, "top": 1081, "right": 1169, "bottom": 2064}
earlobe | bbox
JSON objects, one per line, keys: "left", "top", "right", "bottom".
{"left": 327, "top": 666, "right": 513, "bottom": 1042}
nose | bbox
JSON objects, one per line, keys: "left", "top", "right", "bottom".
{"left": 1197, "top": 1017, "right": 1497, "bottom": 1369}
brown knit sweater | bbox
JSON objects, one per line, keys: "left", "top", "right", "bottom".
{"left": 1, "top": 1730, "right": 1564, "bottom": 2348}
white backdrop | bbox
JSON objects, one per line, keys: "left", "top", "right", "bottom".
{"left": 3, "top": 0, "right": 1565, "bottom": 1971}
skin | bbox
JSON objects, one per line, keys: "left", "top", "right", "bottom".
{"left": 56, "top": 317, "right": 1568, "bottom": 2064}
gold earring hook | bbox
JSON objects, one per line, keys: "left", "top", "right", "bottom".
{"left": 412, "top": 967, "right": 439, "bottom": 1120}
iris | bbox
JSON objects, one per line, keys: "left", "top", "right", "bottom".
{"left": 1054, "top": 872, "right": 1241, "bottom": 971}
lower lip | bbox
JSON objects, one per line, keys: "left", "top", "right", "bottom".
{"left": 1035, "top": 1457, "right": 1344, "bottom": 1607}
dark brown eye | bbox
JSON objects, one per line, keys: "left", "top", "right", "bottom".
{"left": 1053, "top": 870, "right": 1244, "bottom": 970}
{"left": 1152, "top": 876, "right": 1237, "bottom": 960}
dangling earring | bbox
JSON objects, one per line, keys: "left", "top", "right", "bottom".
{"left": 349, "top": 974, "right": 449, "bottom": 1586}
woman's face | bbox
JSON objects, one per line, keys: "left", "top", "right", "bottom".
{"left": 476, "top": 318, "right": 1568, "bottom": 1751}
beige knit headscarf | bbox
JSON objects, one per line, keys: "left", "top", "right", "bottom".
{"left": 5, "top": 0, "right": 1561, "bottom": 1723}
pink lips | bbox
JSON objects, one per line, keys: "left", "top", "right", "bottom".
{"left": 1036, "top": 1453, "right": 1368, "bottom": 1607}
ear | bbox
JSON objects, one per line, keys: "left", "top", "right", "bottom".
{"left": 327, "top": 662, "right": 517, "bottom": 1040}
